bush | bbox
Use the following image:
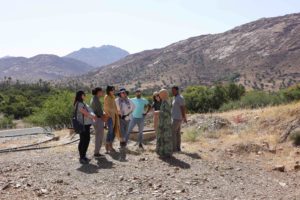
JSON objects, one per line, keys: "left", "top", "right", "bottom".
{"left": 219, "top": 101, "right": 241, "bottom": 112}
{"left": 26, "top": 91, "right": 74, "bottom": 128}
{"left": 0, "top": 115, "right": 16, "bottom": 129}
{"left": 225, "top": 83, "right": 245, "bottom": 101}
{"left": 290, "top": 131, "right": 300, "bottom": 146}
{"left": 183, "top": 128, "right": 201, "bottom": 142}
{"left": 183, "top": 84, "right": 245, "bottom": 113}
{"left": 0, "top": 82, "right": 53, "bottom": 119}
{"left": 283, "top": 84, "right": 300, "bottom": 101}
{"left": 239, "top": 91, "right": 285, "bottom": 109}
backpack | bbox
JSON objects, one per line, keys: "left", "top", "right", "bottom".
{"left": 72, "top": 102, "right": 85, "bottom": 134}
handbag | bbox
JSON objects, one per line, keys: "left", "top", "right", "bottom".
{"left": 72, "top": 102, "right": 85, "bottom": 134}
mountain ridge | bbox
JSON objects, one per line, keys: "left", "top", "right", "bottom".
{"left": 65, "top": 45, "right": 129, "bottom": 68}
{"left": 62, "top": 13, "right": 300, "bottom": 91}
{"left": 0, "top": 54, "right": 94, "bottom": 82}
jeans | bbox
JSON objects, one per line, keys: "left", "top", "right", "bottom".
{"left": 78, "top": 125, "right": 91, "bottom": 159}
{"left": 126, "top": 117, "right": 144, "bottom": 144}
{"left": 120, "top": 119, "right": 130, "bottom": 140}
{"left": 106, "top": 118, "right": 115, "bottom": 143}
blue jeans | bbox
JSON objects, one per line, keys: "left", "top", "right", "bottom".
{"left": 120, "top": 119, "right": 130, "bottom": 140}
{"left": 106, "top": 118, "right": 115, "bottom": 143}
{"left": 126, "top": 117, "right": 144, "bottom": 144}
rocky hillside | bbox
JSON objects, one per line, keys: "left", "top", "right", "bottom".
{"left": 65, "top": 45, "right": 129, "bottom": 68}
{"left": 0, "top": 55, "right": 93, "bottom": 82}
{"left": 67, "top": 13, "right": 300, "bottom": 91}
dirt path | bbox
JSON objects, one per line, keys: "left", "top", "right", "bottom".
{"left": 0, "top": 140, "right": 299, "bottom": 200}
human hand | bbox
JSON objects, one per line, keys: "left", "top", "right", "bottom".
{"left": 183, "top": 117, "right": 187, "bottom": 123}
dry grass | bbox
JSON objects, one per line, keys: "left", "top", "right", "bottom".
{"left": 182, "top": 101, "right": 300, "bottom": 170}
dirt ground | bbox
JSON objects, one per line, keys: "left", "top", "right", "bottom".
{"left": 1, "top": 135, "right": 300, "bottom": 200}
{"left": 2, "top": 102, "right": 300, "bottom": 200}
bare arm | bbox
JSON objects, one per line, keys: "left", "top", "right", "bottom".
{"left": 145, "top": 104, "right": 151, "bottom": 114}
{"left": 180, "top": 105, "right": 187, "bottom": 123}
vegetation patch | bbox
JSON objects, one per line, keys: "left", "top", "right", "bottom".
{"left": 289, "top": 131, "right": 300, "bottom": 146}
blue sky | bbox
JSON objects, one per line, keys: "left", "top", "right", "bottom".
{"left": 0, "top": 0, "right": 299, "bottom": 57}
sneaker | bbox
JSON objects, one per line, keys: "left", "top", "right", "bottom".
{"left": 79, "top": 158, "right": 89, "bottom": 164}
{"left": 94, "top": 153, "right": 104, "bottom": 158}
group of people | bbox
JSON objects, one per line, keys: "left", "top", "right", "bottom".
{"left": 73, "top": 86, "right": 187, "bottom": 164}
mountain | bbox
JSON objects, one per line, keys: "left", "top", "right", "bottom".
{"left": 0, "top": 54, "right": 93, "bottom": 82}
{"left": 63, "top": 13, "right": 300, "bottom": 91}
{"left": 65, "top": 45, "right": 129, "bottom": 68}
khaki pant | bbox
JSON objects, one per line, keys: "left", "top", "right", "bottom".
{"left": 93, "top": 118, "right": 104, "bottom": 154}
{"left": 172, "top": 119, "right": 182, "bottom": 152}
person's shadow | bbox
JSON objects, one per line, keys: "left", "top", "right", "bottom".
{"left": 179, "top": 152, "right": 202, "bottom": 160}
{"left": 160, "top": 156, "right": 191, "bottom": 169}
{"left": 77, "top": 157, "right": 114, "bottom": 174}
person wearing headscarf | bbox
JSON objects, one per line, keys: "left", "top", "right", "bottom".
{"left": 156, "top": 89, "right": 173, "bottom": 158}
{"left": 103, "top": 86, "right": 121, "bottom": 153}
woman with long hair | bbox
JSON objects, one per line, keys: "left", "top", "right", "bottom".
{"left": 74, "top": 90, "right": 96, "bottom": 164}
{"left": 152, "top": 91, "right": 161, "bottom": 135}
{"left": 103, "top": 86, "right": 121, "bottom": 153}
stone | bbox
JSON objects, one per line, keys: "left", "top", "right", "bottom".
{"left": 1, "top": 183, "right": 10, "bottom": 190}
{"left": 294, "top": 164, "right": 300, "bottom": 171}
{"left": 279, "top": 182, "right": 287, "bottom": 187}
{"left": 41, "top": 188, "right": 48, "bottom": 194}
{"left": 272, "top": 165, "right": 285, "bottom": 172}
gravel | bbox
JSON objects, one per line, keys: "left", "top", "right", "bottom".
{"left": 0, "top": 141, "right": 300, "bottom": 200}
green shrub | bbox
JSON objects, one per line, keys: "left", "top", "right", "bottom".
{"left": 0, "top": 115, "right": 16, "bottom": 129}
{"left": 283, "top": 84, "right": 300, "bottom": 101}
{"left": 225, "top": 83, "right": 245, "bottom": 101}
{"left": 290, "top": 131, "right": 300, "bottom": 146}
{"left": 239, "top": 91, "right": 285, "bottom": 109}
{"left": 219, "top": 101, "right": 241, "bottom": 112}
{"left": 183, "top": 84, "right": 245, "bottom": 113}
{"left": 183, "top": 128, "right": 201, "bottom": 142}
{"left": 26, "top": 91, "right": 74, "bottom": 128}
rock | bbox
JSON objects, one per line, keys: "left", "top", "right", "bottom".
{"left": 128, "top": 187, "right": 134, "bottom": 193}
{"left": 294, "top": 164, "right": 300, "bottom": 171}
{"left": 1, "top": 183, "right": 10, "bottom": 190}
{"left": 272, "top": 165, "right": 285, "bottom": 172}
{"left": 55, "top": 179, "right": 64, "bottom": 184}
{"left": 41, "top": 188, "right": 48, "bottom": 194}
{"left": 175, "top": 189, "right": 186, "bottom": 193}
{"left": 139, "top": 157, "right": 148, "bottom": 161}
{"left": 279, "top": 182, "right": 287, "bottom": 187}
{"left": 154, "top": 184, "right": 162, "bottom": 190}
{"left": 269, "top": 148, "right": 276, "bottom": 154}
{"left": 119, "top": 176, "right": 124, "bottom": 181}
